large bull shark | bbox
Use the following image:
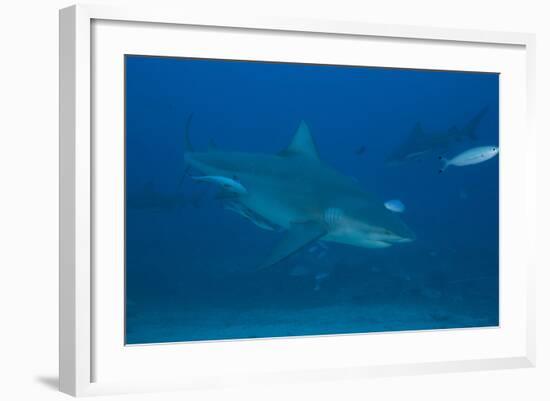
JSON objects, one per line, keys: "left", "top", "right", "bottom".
{"left": 184, "top": 118, "right": 415, "bottom": 269}
{"left": 385, "top": 107, "right": 488, "bottom": 165}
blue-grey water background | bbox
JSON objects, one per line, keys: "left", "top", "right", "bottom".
{"left": 125, "top": 55, "right": 499, "bottom": 344}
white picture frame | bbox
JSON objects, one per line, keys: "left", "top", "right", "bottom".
{"left": 59, "top": 3, "right": 536, "bottom": 397}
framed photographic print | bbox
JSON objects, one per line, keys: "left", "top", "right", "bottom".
{"left": 59, "top": 4, "right": 536, "bottom": 396}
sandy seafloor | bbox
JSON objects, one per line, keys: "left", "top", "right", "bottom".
{"left": 126, "top": 300, "right": 496, "bottom": 344}
{"left": 125, "top": 229, "right": 498, "bottom": 344}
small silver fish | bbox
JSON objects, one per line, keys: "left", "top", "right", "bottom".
{"left": 384, "top": 199, "right": 405, "bottom": 213}
{"left": 439, "top": 146, "right": 499, "bottom": 173}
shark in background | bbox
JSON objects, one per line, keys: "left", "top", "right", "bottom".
{"left": 385, "top": 107, "right": 488, "bottom": 165}
{"left": 184, "top": 116, "right": 415, "bottom": 270}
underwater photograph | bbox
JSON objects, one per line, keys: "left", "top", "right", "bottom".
{"left": 125, "top": 55, "right": 499, "bottom": 344}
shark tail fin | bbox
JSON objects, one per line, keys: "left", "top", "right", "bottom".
{"left": 184, "top": 114, "right": 194, "bottom": 153}
{"left": 438, "top": 156, "right": 449, "bottom": 173}
{"left": 464, "top": 106, "right": 488, "bottom": 141}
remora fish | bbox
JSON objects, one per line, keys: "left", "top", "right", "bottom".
{"left": 385, "top": 107, "right": 488, "bottom": 165}
{"left": 223, "top": 200, "right": 277, "bottom": 231}
{"left": 438, "top": 146, "right": 499, "bottom": 173}
{"left": 184, "top": 117, "right": 415, "bottom": 269}
{"left": 192, "top": 175, "right": 247, "bottom": 194}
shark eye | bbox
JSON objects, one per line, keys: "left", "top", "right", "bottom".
{"left": 492, "top": 147, "right": 496, "bottom": 151}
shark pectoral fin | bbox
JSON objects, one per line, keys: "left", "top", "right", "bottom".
{"left": 258, "top": 221, "right": 327, "bottom": 270}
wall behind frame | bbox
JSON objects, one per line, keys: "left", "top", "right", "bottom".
{"left": 0, "top": 0, "right": 548, "bottom": 400}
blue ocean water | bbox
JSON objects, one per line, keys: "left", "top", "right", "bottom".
{"left": 125, "top": 55, "right": 499, "bottom": 344}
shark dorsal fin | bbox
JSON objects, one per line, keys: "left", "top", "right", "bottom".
{"left": 279, "top": 121, "right": 321, "bottom": 162}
